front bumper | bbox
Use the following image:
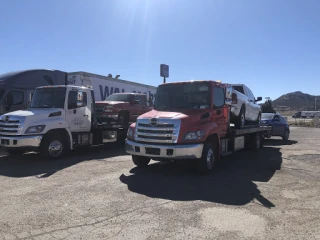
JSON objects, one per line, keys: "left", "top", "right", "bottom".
{"left": 125, "top": 139, "right": 204, "bottom": 159}
{"left": 0, "top": 135, "right": 43, "bottom": 148}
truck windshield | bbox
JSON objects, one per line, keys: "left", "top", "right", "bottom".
{"left": 154, "top": 82, "right": 210, "bottom": 110}
{"left": 30, "top": 88, "right": 66, "bottom": 108}
{"left": 105, "top": 94, "right": 133, "bottom": 102}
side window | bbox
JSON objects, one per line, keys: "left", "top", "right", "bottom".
{"left": 68, "top": 90, "right": 87, "bottom": 109}
{"left": 6, "top": 91, "right": 24, "bottom": 105}
{"left": 213, "top": 87, "right": 225, "bottom": 108}
{"left": 246, "top": 87, "right": 254, "bottom": 100}
{"left": 77, "top": 91, "right": 87, "bottom": 107}
{"left": 134, "top": 95, "right": 142, "bottom": 104}
{"left": 280, "top": 116, "right": 287, "bottom": 124}
{"left": 273, "top": 115, "right": 280, "bottom": 121}
{"left": 68, "top": 90, "right": 78, "bottom": 109}
{"left": 140, "top": 95, "right": 147, "bottom": 106}
{"left": 249, "top": 89, "right": 255, "bottom": 100}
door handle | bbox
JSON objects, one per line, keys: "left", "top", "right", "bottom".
{"left": 84, "top": 114, "right": 88, "bottom": 117}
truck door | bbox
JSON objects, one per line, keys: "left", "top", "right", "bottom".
{"left": 212, "top": 86, "right": 228, "bottom": 134}
{"left": 65, "top": 89, "right": 92, "bottom": 132}
{"left": 3, "top": 90, "right": 26, "bottom": 112}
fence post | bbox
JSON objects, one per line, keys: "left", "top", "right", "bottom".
{"left": 314, "top": 117, "right": 319, "bottom": 128}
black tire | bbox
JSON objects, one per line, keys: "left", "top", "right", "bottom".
{"left": 282, "top": 130, "right": 289, "bottom": 141}
{"left": 198, "top": 143, "right": 218, "bottom": 174}
{"left": 251, "top": 133, "right": 261, "bottom": 152}
{"left": 132, "top": 155, "right": 150, "bottom": 167}
{"left": 255, "top": 112, "right": 261, "bottom": 125}
{"left": 235, "top": 106, "right": 246, "bottom": 129}
{"left": 40, "top": 133, "right": 68, "bottom": 159}
{"left": 6, "top": 148, "right": 25, "bottom": 156}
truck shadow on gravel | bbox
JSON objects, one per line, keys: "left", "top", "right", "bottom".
{"left": 263, "top": 139, "right": 298, "bottom": 146}
{"left": 0, "top": 143, "right": 128, "bottom": 178}
{"left": 120, "top": 146, "right": 287, "bottom": 208}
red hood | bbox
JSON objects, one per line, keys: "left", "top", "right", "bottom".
{"left": 138, "top": 109, "right": 209, "bottom": 121}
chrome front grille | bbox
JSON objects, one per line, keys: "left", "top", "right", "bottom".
{"left": 95, "top": 105, "right": 104, "bottom": 113}
{"left": 135, "top": 118, "right": 181, "bottom": 143}
{"left": 0, "top": 116, "right": 24, "bottom": 135}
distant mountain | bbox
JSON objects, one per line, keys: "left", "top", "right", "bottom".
{"left": 272, "top": 91, "right": 320, "bottom": 111}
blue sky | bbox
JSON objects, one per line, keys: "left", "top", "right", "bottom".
{"left": 1, "top": 0, "right": 319, "bottom": 100}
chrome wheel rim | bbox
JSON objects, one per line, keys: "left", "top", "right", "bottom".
{"left": 48, "top": 140, "right": 63, "bottom": 157}
{"left": 206, "top": 149, "right": 214, "bottom": 169}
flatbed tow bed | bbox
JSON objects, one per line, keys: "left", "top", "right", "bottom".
{"left": 220, "top": 124, "right": 272, "bottom": 156}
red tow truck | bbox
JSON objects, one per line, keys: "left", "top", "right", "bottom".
{"left": 125, "top": 80, "right": 271, "bottom": 174}
{"left": 95, "top": 92, "right": 153, "bottom": 141}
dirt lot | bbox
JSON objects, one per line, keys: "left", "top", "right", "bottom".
{"left": 0, "top": 127, "right": 319, "bottom": 240}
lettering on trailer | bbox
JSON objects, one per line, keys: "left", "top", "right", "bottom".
{"left": 99, "top": 85, "right": 155, "bottom": 103}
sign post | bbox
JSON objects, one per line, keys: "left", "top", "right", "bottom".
{"left": 160, "top": 64, "right": 169, "bottom": 83}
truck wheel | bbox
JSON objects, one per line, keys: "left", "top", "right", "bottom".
{"left": 40, "top": 134, "right": 67, "bottom": 159}
{"left": 6, "top": 148, "right": 25, "bottom": 156}
{"left": 198, "top": 143, "right": 217, "bottom": 174}
{"left": 251, "top": 133, "right": 261, "bottom": 151}
{"left": 235, "top": 106, "right": 246, "bottom": 129}
{"left": 282, "top": 130, "right": 289, "bottom": 141}
{"left": 132, "top": 155, "right": 150, "bottom": 167}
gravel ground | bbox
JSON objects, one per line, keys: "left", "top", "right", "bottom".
{"left": 0, "top": 126, "right": 319, "bottom": 240}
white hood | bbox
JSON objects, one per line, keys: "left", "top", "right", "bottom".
{"left": 3, "top": 109, "right": 64, "bottom": 117}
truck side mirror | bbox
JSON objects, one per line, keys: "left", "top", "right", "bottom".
{"left": 232, "top": 93, "right": 237, "bottom": 104}
{"left": 256, "top": 97, "right": 262, "bottom": 102}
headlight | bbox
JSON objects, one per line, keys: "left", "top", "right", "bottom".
{"left": 25, "top": 125, "right": 46, "bottom": 134}
{"left": 184, "top": 130, "right": 205, "bottom": 140}
{"left": 127, "top": 128, "right": 134, "bottom": 138}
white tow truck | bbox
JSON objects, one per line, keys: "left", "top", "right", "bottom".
{"left": 0, "top": 85, "right": 120, "bottom": 158}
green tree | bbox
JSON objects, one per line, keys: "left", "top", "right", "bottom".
{"left": 261, "top": 100, "right": 276, "bottom": 113}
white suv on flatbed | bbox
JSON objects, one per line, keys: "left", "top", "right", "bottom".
{"left": 230, "top": 84, "right": 262, "bottom": 128}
